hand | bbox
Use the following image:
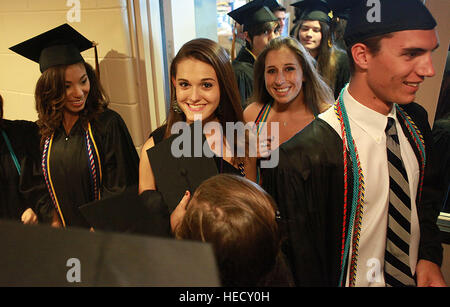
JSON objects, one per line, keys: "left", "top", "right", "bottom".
{"left": 416, "top": 259, "right": 447, "bottom": 287}
{"left": 258, "top": 135, "right": 275, "bottom": 158}
{"left": 21, "top": 208, "right": 38, "bottom": 225}
{"left": 50, "top": 209, "right": 62, "bottom": 228}
{"left": 170, "top": 191, "right": 190, "bottom": 234}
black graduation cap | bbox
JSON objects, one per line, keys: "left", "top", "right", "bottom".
{"left": 291, "top": 0, "right": 332, "bottom": 23}
{"left": 260, "top": 0, "right": 283, "bottom": 11}
{"left": 343, "top": 0, "right": 437, "bottom": 47}
{"left": 327, "top": 0, "right": 351, "bottom": 20}
{"left": 9, "top": 23, "right": 95, "bottom": 73}
{"left": 0, "top": 220, "right": 221, "bottom": 286}
{"left": 228, "top": 0, "right": 279, "bottom": 31}
{"left": 146, "top": 122, "right": 219, "bottom": 213}
{"left": 333, "top": 8, "right": 350, "bottom": 20}
{"left": 79, "top": 186, "right": 171, "bottom": 237}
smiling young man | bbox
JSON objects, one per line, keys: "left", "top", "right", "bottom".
{"left": 228, "top": 0, "right": 280, "bottom": 108}
{"left": 263, "top": 0, "right": 446, "bottom": 287}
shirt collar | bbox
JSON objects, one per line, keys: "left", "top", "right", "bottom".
{"left": 343, "top": 85, "right": 397, "bottom": 144}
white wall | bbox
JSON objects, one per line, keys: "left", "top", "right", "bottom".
{"left": 194, "top": 0, "right": 218, "bottom": 42}
{"left": 171, "top": 0, "right": 196, "bottom": 55}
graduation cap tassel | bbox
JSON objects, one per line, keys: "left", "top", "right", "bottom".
{"left": 92, "top": 41, "right": 100, "bottom": 81}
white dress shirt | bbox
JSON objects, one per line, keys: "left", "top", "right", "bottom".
{"left": 319, "top": 85, "right": 420, "bottom": 286}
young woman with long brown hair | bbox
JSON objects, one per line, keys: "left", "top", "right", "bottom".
{"left": 139, "top": 38, "right": 256, "bottom": 198}
{"left": 244, "top": 36, "right": 333, "bottom": 153}
{"left": 10, "top": 24, "right": 139, "bottom": 229}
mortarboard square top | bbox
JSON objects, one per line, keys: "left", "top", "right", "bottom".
{"left": 9, "top": 23, "right": 94, "bottom": 73}
{"left": 291, "top": 0, "right": 332, "bottom": 23}
{"left": 228, "top": 0, "right": 278, "bottom": 31}
{"left": 146, "top": 122, "right": 219, "bottom": 213}
{"left": 343, "top": 0, "right": 436, "bottom": 47}
{"left": 327, "top": 0, "right": 351, "bottom": 20}
{"left": 79, "top": 186, "right": 171, "bottom": 237}
{"left": 248, "top": 0, "right": 281, "bottom": 11}
{"left": 0, "top": 220, "right": 221, "bottom": 286}
{"left": 260, "top": 0, "right": 283, "bottom": 11}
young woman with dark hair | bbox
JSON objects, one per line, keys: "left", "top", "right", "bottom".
{"left": 35, "top": 61, "right": 107, "bottom": 146}
{"left": 139, "top": 38, "right": 256, "bottom": 194}
{"left": 10, "top": 24, "right": 139, "bottom": 228}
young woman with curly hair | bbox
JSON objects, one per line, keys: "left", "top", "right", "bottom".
{"left": 10, "top": 24, "right": 139, "bottom": 228}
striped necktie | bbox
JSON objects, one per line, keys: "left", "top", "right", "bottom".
{"left": 384, "top": 117, "right": 416, "bottom": 287}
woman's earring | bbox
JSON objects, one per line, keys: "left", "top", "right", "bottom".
{"left": 328, "top": 38, "right": 333, "bottom": 48}
{"left": 172, "top": 100, "right": 182, "bottom": 114}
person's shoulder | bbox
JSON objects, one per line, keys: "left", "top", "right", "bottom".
{"left": 232, "top": 58, "right": 253, "bottom": 67}
{"left": 142, "top": 135, "right": 156, "bottom": 152}
{"left": 3, "top": 118, "right": 36, "bottom": 127}
{"left": 92, "top": 108, "right": 134, "bottom": 142}
{"left": 232, "top": 51, "right": 254, "bottom": 72}
{"left": 243, "top": 101, "right": 265, "bottom": 123}
{"left": 279, "top": 118, "right": 342, "bottom": 168}
{"left": 233, "top": 47, "right": 253, "bottom": 63}
{"left": 2, "top": 119, "right": 38, "bottom": 135}
{"left": 281, "top": 119, "right": 324, "bottom": 151}
{"left": 400, "top": 102, "right": 427, "bottom": 118}
{"left": 98, "top": 107, "right": 122, "bottom": 121}
{"left": 398, "top": 102, "right": 431, "bottom": 137}
{"left": 149, "top": 124, "right": 167, "bottom": 145}
{"left": 96, "top": 108, "right": 130, "bottom": 131}
{"left": 1, "top": 119, "right": 40, "bottom": 151}
{"left": 232, "top": 61, "right": 253, "bottom": 77}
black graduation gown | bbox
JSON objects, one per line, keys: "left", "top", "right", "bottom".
{"left": 150, "top": 125, "right": 244, "bottom": 177}
{"left": 232, "top": 47, "right": 255, "bottom": 108}
{"left": 262, "top": 102, "right": 443, "bottom": 286}
{"left": 0, "top": 120, "right": 52, "bottom": 222}
{"left": 138, "top": 125, "right": 244, "bottom": 237}
{"left": 431, "top": 114, "right": 450, "bottom": 212}
{"left": 49, "top": 108, "right": 139, "bottom": 228}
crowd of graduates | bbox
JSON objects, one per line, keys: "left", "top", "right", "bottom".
{"left": 1, "top": 0, "right": 448, "bottom": 287}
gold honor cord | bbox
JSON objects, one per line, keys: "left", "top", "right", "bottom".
{"left": 87, "top": 122, "right": 102, "bottom": 199}
{"left": 42, "top": 122, "right": 102, "bottom": 228}
{"left": 45, "top": 135, "right": 67, "bottom": 228}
